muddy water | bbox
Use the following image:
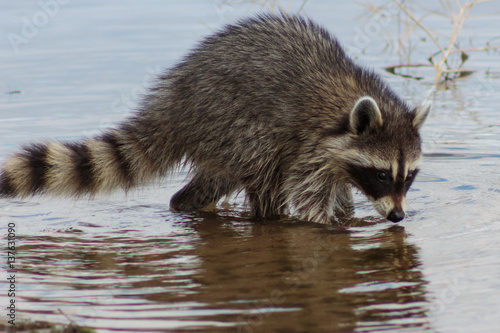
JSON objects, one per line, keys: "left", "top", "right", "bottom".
{"left": 1, "top": 1, "right": 500, "bottom": 332}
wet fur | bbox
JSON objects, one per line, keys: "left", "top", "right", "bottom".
{"left": 0, "top": 13, "right": 429, "bottom": 223}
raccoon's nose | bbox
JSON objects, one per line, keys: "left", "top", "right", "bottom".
{"left": 387, "top": 210, "right": 405, "bottom": 222}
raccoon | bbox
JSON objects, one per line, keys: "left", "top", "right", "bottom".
{"left": 0, "top": 13, "right": 430, "bottom": 224}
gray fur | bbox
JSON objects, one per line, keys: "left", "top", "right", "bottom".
{"left": 0, "top": 13, "right": 429, "bottom": 223}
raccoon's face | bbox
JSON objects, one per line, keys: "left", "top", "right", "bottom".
{"left": 341, "top": 96, "right": 430, "bottom": 222}
{"left": 346, "top": 152, "right": 421, "bottom": 222}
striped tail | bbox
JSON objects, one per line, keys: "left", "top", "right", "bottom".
{"left": 0, "top": 129, "right": 164, "bottom": 198}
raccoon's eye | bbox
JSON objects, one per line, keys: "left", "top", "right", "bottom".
{"left": 405, "top": 173, "right": 414, "bottom": 183}
{"left": 377, "top": 171, "right": 389, "bottom": 183}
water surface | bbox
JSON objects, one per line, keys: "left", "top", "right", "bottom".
{"left": 1, "top": 1, "right": 500, "bottom": 332}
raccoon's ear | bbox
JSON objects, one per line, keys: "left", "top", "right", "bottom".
{"left": 350, "top": 96, "right": 383, "bottom": 135}
{"left": 412, "top": 101, "right": 431, "bottom": 131}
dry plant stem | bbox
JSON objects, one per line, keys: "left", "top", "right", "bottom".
{"left": 392, "top": 0, "right": 445, "bottom": 55}
{"left": 392, "top": 0, "right": 444, "bottom": 82}
{"left": 385, "top": 63, "right": 434, "bottom": 69}
{"left": 297, "top": 0, "right": 308, "bottom": 12}
{"left": 449, "top": 45, "right": 500, "bottom": 54}
{"left": 380, "top": 0, "right": 500, "bottom": 83}
{"left": 441, "top": 68, "right": 474, "bottom": 73}
{"left": 434, "top": 0, "right": 476, "bottom": 83}
{"left": 392, "top": 0, "right": 486, "bottom": 84}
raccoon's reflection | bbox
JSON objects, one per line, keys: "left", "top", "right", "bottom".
{"left": 191, "top": 216, "right": 430, "bottom": 332}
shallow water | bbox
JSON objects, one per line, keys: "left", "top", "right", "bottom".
{"left": 1, "top": 1, "right": 500, "bottom": 332}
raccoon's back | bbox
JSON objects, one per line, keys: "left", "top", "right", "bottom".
{"left": 153, "top": 13, "right": 372, "bottom": 162}
{"left": 166, "top": 13, "right": 363, "bottom": 119}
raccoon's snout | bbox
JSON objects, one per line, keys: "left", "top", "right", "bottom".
{"left": 369, "top": 195, "right": 406, "bottom": 223}
{"left": 387, "top": 209, "right": 405, "bottom": 223}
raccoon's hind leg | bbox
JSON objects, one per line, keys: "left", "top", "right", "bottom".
{"left": 245, "top": 183, "right": 287, "bottom": 220}
{"left": 170, "top": 172, "right": 237, "bottom": 212}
